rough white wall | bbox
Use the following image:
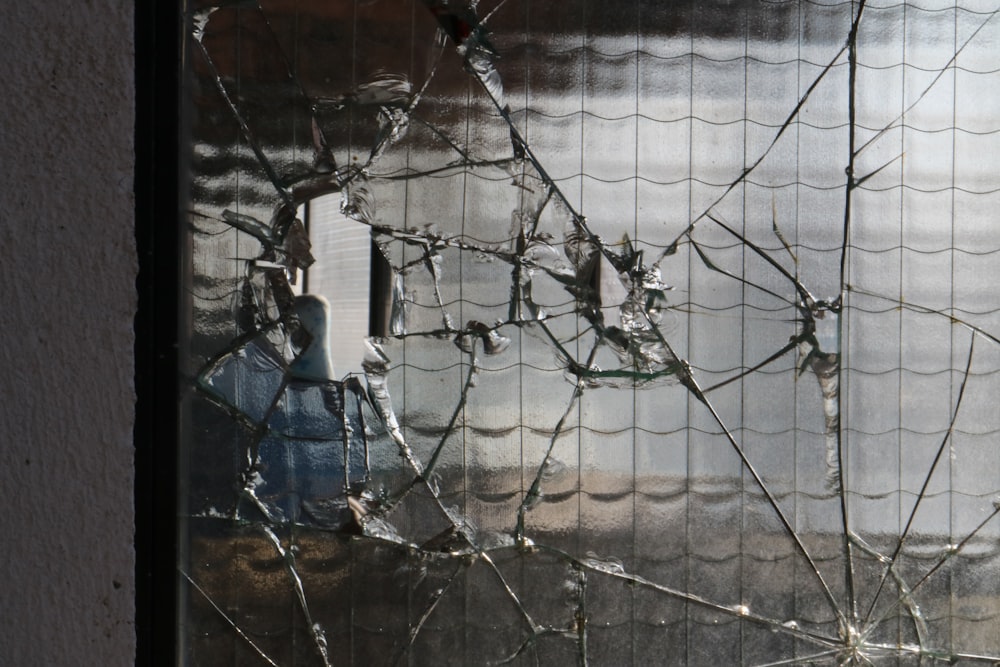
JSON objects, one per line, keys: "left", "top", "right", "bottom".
{"left": 0, "top": 0, "right": 136, "bottom": 664}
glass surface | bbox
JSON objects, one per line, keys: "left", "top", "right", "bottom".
{"left": 180, "top": 1, "right": 1000, "bottom": 664}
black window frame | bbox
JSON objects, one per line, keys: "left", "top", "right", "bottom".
{"left": 135, "top": 1, "right": 181, "bottom": 664}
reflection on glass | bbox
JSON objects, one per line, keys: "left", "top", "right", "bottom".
{"left": 181, "top": 1, "right": 1000, "bottom": 664}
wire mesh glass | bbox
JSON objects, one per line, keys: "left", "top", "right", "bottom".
{"left": 179, "top": 1, "right": 1000, "bottom": 664}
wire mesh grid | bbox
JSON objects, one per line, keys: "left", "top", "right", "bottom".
{"left": 180, "top": 1, "right": 1000, "bottom": 664}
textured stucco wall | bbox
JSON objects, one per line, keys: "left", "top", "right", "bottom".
{"left": 0, "top": 1, "right": 136, "bottom": 664}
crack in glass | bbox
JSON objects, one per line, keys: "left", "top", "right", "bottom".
{"left": 180, "top": 0, "right": 1000, "bottom": 664}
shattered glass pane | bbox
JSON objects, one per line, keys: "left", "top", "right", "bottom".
{"left": 180, "top": 0, "right": 1000, "bottom": 664}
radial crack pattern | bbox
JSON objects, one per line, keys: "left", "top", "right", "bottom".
{"left": 180, "top": 1, "right": 1000, "bottom": 664}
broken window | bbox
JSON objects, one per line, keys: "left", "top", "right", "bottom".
{"left": 180, "top": 0, "right": 1000, "bottom": 664}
